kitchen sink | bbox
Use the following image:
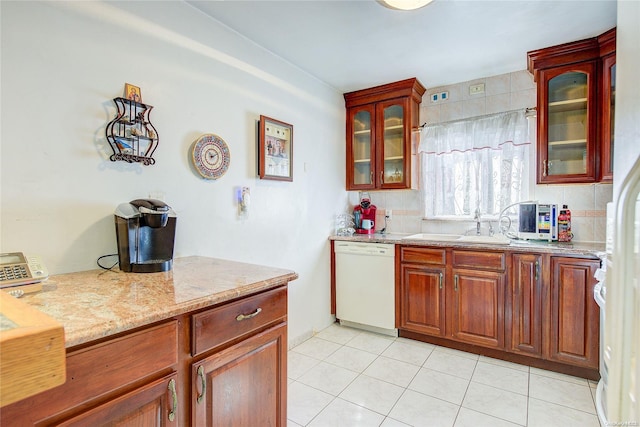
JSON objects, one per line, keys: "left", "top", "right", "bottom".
{"left": 403, "top": 233, "right": 463, "bottom": 241}
{"left": 403, "top": 233, "right": 512, "bottom": 245}
{"left": 456, "top": 234, "right": 512, "bottom": 245}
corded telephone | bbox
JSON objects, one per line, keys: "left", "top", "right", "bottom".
{"left": 0, "top": 252, "right": 49, "bottom": 288}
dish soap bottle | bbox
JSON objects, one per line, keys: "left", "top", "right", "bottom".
{"left": 558, "top": 205, "right": 572, "bottom": 242}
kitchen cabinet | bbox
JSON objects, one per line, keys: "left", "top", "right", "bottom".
{"left": 192, "top": 324, "right": 286, "bottom": 426}
{"left": 0, "top": 286, "right": 289, "bottom": 426}
{"left": 54, "top": 374, "right": 178, "bottom": 427}
{"left": 0, "top": 320, "right": 179, "bottom": 425}
{"left": 548, "top": 256, "right": 600, "bottom": 369}
{"left": 396, "top": 243, "right": 600, "bottom": 379}
{"left": 598, "top": 28, "right": 616, "bottom": 182}
{"left": 451, "top": 250, "right": 506, "bottom": 349}
{"left": 397, "top": 247, "right": 506, "bottom": 349}
{"left": 508, "top": 253, "right": 543, "bottom": 357}
{"left": 527, "top": 27, "right": 616, "bottom": 184}
{"left": 398, "top": 247, "right": 446, "bottom": 337}
{"left": 191, "top": 286, "right": 288, "bottom": 426}
{"left": 344, "top": 78, "right": 425, "bottom": 190}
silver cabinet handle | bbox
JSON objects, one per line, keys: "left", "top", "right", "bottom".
{"left": 535, "top": 261, "right": 540, "bottom": 282}
{"left": 370, "top": 171, "right": 374, "bottom": 184}
{"left": 543, "top": 160, "right": 548, "bottom": 177}
{"left": 168, "top": 378, "right": 177, "bottom": 421}
{"left": 196, "top": 365, "right": 206, "bottom": 404}
{"left": 236, "top": 307, "right": 262, "bottom": 322}
{"left": 454, "top": 274, "right": 459, "bottom": 291}
{"left": 439, "top": 272, "right": 443, "bottom": 290}
{"left": 380, "top": 171, "right": 384, "bottom": 185}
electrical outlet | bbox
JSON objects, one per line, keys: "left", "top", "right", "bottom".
{"left": 386, "top": 209, "right": 392, "bottom": 219}
{"left": 431, "top": 92, "right": 449, "bottom": 103}
{"left": 470, "top": 83, "right": 485, "bottom": 95}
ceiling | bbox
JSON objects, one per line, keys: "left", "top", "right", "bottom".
{"left": 186, "top": 0, "right": 617, "bottom": 93}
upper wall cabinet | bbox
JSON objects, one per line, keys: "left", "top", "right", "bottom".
{"left": 344, "top": 78, "right": 425, "bottom": 190}
{"left": 527, "top": 28, "right": 616, "bottom": 184}
{"left": 598, "top": 29, "right": 616, "bottom": 182}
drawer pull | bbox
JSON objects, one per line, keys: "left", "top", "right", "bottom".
{"left": 196, "top": 365, "right": 206, "bottom": 404}
{"left": 168, "top": 378, "right": 177, "bottom": 421}
{"left": 236, "top": 307, "right": 262, "bottom": 322}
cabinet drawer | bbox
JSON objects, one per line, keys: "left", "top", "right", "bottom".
{"left": 400, "top": 246, "right": 446, "bottom": 265}
{"left": 64, "top": 320, "right": 178, "bottom": 401}
{"left": 452, "top": 250, "right": 505, "bottom": 271}
{"left": 192, "top": 286, "right": 287, "bottom": 356}
{"left": 3, "top": 320, "right": 179, "bottom": 422}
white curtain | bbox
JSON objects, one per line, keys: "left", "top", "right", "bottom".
{"left": 419, "top": 110, "right": 531, "bottom": 218}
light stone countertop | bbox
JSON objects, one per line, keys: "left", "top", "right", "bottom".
{"left": 11, "top": 256, "right": 298, "bottom": 348}
{"left": 329, "top": 233, "right": 606, "bottom": 258}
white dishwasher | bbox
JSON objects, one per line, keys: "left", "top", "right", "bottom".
{"left": 334, "top": 241, "right": 397, "bottom": 336}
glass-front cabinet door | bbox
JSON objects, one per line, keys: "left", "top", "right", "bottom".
{"left": 601, "top": 55, "right": 616, "bottom": 181}
{"left": 347, "top": 105, "right": 375, "bottom": 189}
{"left": 378, "top": 100, "right": 407, "bottom": 188}
{"left": 539, "top": 62, "right": 597, "bottom": 183}
{"left": 344, "top": 78, "right": 425, "bottom": 190}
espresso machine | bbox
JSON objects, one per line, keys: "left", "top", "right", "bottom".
{"left": 115, "top": 199, "right": 177, "bottom": 273}
{"left": 353, "top": 193, "right": 377, "bottom": 234}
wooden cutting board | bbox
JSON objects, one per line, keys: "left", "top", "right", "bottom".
{"left": 0, "top": 289, "right": 66, "bottom": 407}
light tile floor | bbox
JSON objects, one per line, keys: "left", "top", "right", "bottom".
{"left": 287, "top": 323, "right": 601, "bottom": 427}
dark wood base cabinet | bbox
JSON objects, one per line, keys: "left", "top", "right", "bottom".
{"left": 549, "top": 257, "right": 600, "bottom": 368}
{"left": 397, "top": 245, "right": 600, "bottom": 380}
{"left": 399, "top": 264, "right": 446, "bottom": 337}
{"left": 509, "top": 253, "right": 543, "bottom": 357}
{"left": 192, "top": 324, "right": 287, "bottom": 426}
{"left": 0, "top": 286, "right": 289, "bottom": 426}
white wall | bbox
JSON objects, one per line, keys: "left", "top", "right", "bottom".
{"left": 0, "top": 1, "right": 344, "bottom": 346}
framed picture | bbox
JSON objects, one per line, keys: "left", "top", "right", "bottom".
{"left": 124, "top": 83, "right": 142, "bottom": 103}
{"left": 258, "top": 115, "right": 293, "bottom": 181}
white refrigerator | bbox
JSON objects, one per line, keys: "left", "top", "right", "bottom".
{"left": 601, "top": 154, "right": 640, "bottom": 425}
{"left": 600, "top": 4, "right": 640, "bottom": 424}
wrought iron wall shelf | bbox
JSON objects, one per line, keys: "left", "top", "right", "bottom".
{"left": 106, "top": 97, "right": 159, "bottom": 165}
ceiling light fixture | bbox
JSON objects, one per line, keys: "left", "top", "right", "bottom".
{"left": 379, "top": 0, "right": 433, "bottom": 11}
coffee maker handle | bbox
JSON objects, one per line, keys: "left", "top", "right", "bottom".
{"left": 130, "top": 198, "right": 169, "bottom": 212}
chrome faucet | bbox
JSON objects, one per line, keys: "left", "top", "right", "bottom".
{"left": 474, "top": 207, "right": 482, "bottom": 235}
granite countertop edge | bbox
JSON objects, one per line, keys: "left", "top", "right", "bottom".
{"left": 13, "top": 256, "right": 298, "bottom": 349}
{"left": 329, "top": 234, "right": 605, "bottom": 258}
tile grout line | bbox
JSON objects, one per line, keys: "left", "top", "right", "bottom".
{"left": 289, "top": 325, "right": 600, "bottom": 426}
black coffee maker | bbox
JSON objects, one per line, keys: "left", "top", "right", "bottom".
{"left": 115, "top": 199, "right": 177, "bottom": 273}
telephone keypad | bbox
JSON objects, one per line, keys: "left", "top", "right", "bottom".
{"left": 0, "top": 265, "right": 29, "bottom": 282}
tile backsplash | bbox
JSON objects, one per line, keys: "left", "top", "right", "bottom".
{"left": 344, "top": 70, "right": 613, "bottom": 243}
